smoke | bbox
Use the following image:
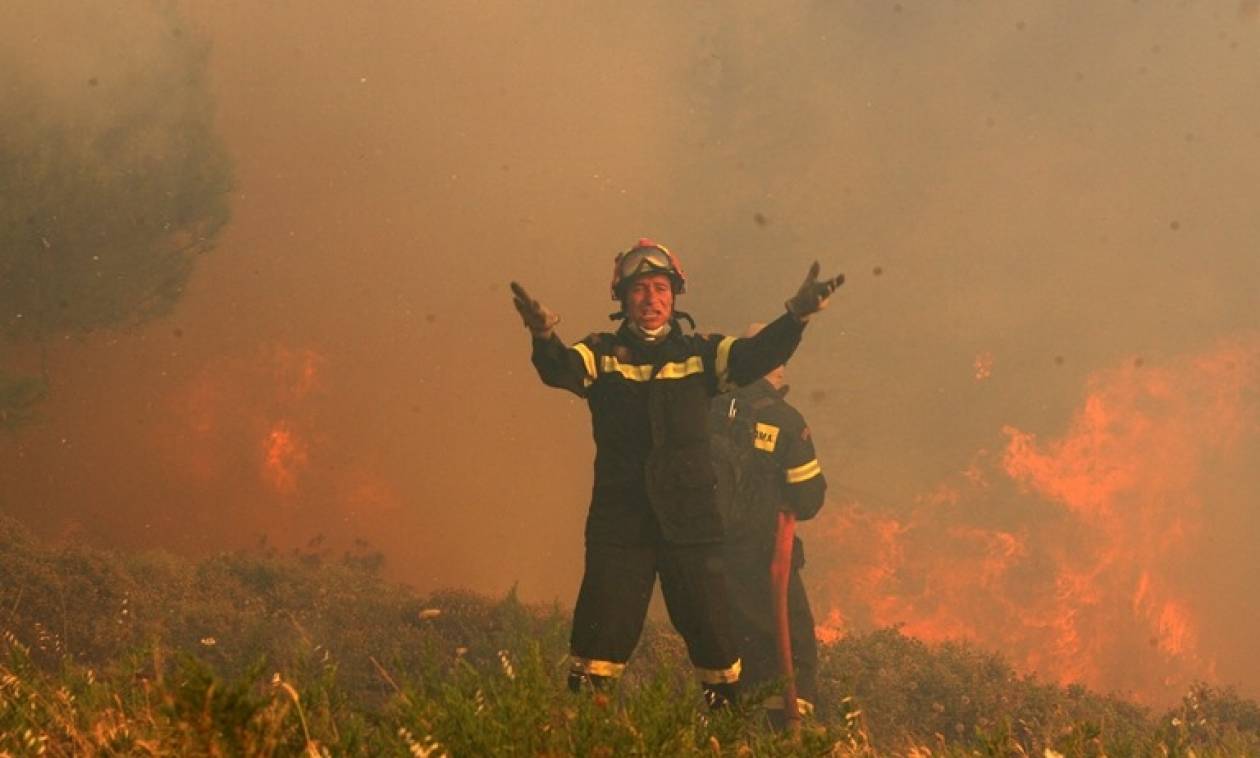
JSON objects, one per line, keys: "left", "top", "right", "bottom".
{"left": 2, "top": 0, "right": 1258, "bottom": 702}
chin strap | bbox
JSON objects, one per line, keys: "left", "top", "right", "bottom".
{"left": 608, "top": 310, "right": 696, "bottom": 331}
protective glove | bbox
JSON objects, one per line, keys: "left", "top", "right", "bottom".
{"left": 510, "top": 281, "right": 561, "bottom": 338}
{"left": 784, "top": 262, "right": 844, "bottom": 322}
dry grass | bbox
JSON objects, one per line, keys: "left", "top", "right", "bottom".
{"left": 2, "top": 515, "right": 1259, "bottom": 755}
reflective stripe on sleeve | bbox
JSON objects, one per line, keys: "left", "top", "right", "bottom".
{"left": 714, "top": 336, "right": 738, "bottom": 392}
{"left": 785, "top": 458, "right": 822, "bottom": 484}
{"left": 570, "top": 657, "right": 626, "bottom": 678}
{"left": 695, "top": 658, "right": 741, "bottom": 685}
{"left": 572, "top": 343, "right": 598, "bottom": 387}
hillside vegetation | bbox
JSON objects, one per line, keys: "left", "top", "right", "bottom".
{"left": 1, "top": 515, "right": 1257, "bottom": 756}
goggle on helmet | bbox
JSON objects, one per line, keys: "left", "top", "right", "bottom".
{"left": 610, "top": 238, "right": 688, "bottom": 301}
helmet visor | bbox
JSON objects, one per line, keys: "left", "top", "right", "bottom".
{"left": 617, "top": 245, "right": 676, "bottom": 281}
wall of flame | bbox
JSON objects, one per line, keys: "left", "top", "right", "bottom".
{"left": 809, "top": 336, "right": 1260, "bottom": 702}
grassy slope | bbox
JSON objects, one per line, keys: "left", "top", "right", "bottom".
{"left": 1, "top": 515, "right": 1258, "bottom": 756}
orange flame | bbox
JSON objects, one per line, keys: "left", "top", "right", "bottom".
{"left": 812, "top": 335, "right": 1260, "bottom": 703}
{"left": 973, "top": 351, "right": 993, "bottom": 381}
{"left": 262, "top": 420, "right": 308, "bottom": 495}
{"left": 164, "top": 344, "right": 326, "bottom": 501}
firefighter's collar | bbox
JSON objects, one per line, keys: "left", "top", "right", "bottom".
{"left": 626, "top": 320, "right": 672, "bottom": 343}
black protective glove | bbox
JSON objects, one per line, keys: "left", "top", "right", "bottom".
{"left": 510, "top": 281, "right": 561, "bottom": 338}
{"left": 784, "top": 262, "right": 844, "bottom": 322}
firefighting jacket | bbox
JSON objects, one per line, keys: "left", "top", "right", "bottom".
{"left": 716, "top": 378, "right": 827, "bottom": 557}
{"left": 529, "top": 311, "right": 806, "bottom": 545}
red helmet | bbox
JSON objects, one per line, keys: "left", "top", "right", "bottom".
{"left": 609, "top": 238, "right": 688, "bottom": 301}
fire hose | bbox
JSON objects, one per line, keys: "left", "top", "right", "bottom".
{"left": 770, "top": 510, "right": 800, "bottom": 731}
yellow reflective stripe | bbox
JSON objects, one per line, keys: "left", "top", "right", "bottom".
{"left": 714, "top": 336, "right": 737, "bottom": 392}
{"left": 600, "top": 356, "right": 653, "bottom": 382}
{"left": 695, "top": 658, "right": 741, "bottom": 684}
{"left": 570, "top": 657, "right": 626, "bottom": 678}
{"left": 655, "top": 355, "right": 703, "bottom": 379}
{"left": 785, "top": 458, "right": 822, "bottom": 484}
{"left": 599, "top": 356, "right": 704, "bottom": 382}
{"left": 762, "top": 696, "right": 815, "bottom": 715}
{"left": 571, "top": 342, "right": 597, "bottom": 386}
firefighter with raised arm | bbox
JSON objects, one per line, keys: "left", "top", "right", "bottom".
{"left": 510, "top": 239, "right": 842, "bottom": 708}
{"left": 710, "top": 323, "right": 828, "bottom": 728}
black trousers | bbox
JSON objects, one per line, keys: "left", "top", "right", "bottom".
{"left": 724, "top": 542, "right": 819, "bottom": 709}
{"left": 569, "top": 537, "right": 741, "bottom": 686}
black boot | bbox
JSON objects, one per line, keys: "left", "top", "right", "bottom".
{"left": 702, "top": 681, "right": 739, "bottom": 710}
{"left": 567, "top": 669, "right": 613, "bottom": 693}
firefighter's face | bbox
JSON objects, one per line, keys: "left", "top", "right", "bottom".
{"left": 625, "top": 274, "right": 674, "bottom": 331}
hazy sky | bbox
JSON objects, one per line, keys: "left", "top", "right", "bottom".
{"left": 2, "top": 0, "right": 1258, "bottom": 703}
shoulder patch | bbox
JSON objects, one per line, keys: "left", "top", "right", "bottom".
{"left": 754, "top": 422, "right": 779, "bottom": 452}
{"left": 801, "top": 426, "right": 812, "bottom": 442}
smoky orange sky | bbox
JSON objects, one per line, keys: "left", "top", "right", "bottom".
{"left": 3, "top": 1, "right": 1258, "bottom": 705}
